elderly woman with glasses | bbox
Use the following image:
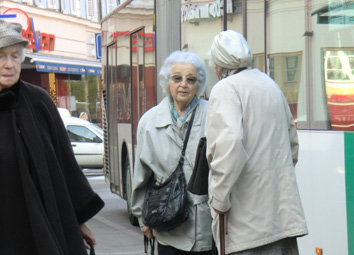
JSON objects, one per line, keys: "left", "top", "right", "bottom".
{"left": 131, "top": 50, "right": 213, "bottom": 255}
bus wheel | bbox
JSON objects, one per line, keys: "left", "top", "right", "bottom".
{"left": 125, "top": 156, "right": 139, "bottom": 226}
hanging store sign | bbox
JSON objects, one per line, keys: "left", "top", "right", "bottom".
{"left": 2, "top": 8, "right": 55, "bottom": 52}
{"left": 182, "top": 0, "right": 233, "bottom": 22}
{"left": 35, "top": 61, "right": 101, "bottom": 76}
{"left": 95, "top": 33, "right": 102, "bottom": 60}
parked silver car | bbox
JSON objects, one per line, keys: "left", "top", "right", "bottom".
{"left": 61, "top": 116, "right": 104, "bottom": 169}
{"left": 58, "top": 107, "right": 71, "bottom": 117}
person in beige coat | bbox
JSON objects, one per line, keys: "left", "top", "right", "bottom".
{"left": 131, "top": 50, "right": 212, "bottom": 255}
{"left": 205, "top": 30, "right": 308, "bottom": 255}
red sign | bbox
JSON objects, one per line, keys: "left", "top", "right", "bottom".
{"left": 3, "top": 8, "right": 55, "bottom": 52}
{"left": 110, "top": 30, "right": 155, "bottom": 52}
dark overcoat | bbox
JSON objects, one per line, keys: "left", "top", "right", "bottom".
{"left": 0, "top": 80, "right": 104, "bottom": 255}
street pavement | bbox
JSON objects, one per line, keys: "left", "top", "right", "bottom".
{"left": 86, "top": 174, "right": 145, "bottom": 255}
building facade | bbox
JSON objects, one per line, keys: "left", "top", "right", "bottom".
{"left": 0, "top": 0, "right": 119, "bottom": 124}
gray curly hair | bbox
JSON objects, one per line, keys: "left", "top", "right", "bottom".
{"left": 158, "top": 50, "right": 206, "bottom": 97}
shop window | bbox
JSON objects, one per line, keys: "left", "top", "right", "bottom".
{"left": 69, "top": 74, "right": 82, "bottom": 81}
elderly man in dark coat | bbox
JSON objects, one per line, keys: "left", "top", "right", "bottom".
{"left": 0, "top": 19, "right": 104, "bottom": 255}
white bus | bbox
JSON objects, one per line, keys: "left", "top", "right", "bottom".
{"left": 101, "top": 1, "right": 354, "bottom": 254}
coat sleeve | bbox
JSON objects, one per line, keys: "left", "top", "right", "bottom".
{"left": 281, "top": 92, "right": 299, "bottom": 166}
{"left": 51, "top": 105, "right": 104, "bottom": 224}
{"left": 32, "top": 84, "right": 104, "bottom": 224}
{"left": 205, "top": 82, "right": 249, "bottom": 213}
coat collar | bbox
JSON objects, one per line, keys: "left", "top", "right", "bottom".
{"left": 0, "top": 80, "right": 21, "bottom": 111}
{"left": 154, "top": 96, "right": 202, "bottom": 129}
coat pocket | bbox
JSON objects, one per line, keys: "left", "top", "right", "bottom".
{"left": 188, "top": 192, "right": 209, "bottom": 205}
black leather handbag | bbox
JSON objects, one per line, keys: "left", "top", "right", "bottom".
{"left": 142, "top": 110, "right": 196, "bottom": 231}
{"left": 187, "top": 137, "right": 209, "bottom": 195}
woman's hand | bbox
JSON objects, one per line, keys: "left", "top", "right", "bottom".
{"left": 140, "top": 226, "right": 153, "bottom": 239}
{"left": 80, "top": 223, "right": 96, "bottom": 249}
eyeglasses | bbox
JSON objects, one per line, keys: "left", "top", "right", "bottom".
{"left": 170, "top": 75, "right": 198, "bottom": 85}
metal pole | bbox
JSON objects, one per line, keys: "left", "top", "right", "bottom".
{"left": 243, "top": 0, "right": 247, "bottom": 39}
{"left": 219, "top": 214, "right": 225, "bottom": 255}
{"left": 223, "top": 0, "right": 227, "bottom": 30}
{"left": 264, "top": 0, "right": 268, "bottom": 74}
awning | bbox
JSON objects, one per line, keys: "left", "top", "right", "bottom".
{"left": 26, "top": 53, "right": 102, "bottom": 76}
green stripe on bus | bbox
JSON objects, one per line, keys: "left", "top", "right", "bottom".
{"left": 345, "top": 132, "right": 354, "bottom": 255}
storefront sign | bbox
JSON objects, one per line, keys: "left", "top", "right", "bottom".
{"left": 182, "top": 0, "right": 233, "bottom": 22}
{"left": 35, "top": 61, "right": 101, "bottom": 76}
{"left": 3, "top": 8, "right": 55, "bottom": 52}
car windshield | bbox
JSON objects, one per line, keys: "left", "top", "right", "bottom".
{"left": 89, "top": 123, "right": 103, "bottom": 136}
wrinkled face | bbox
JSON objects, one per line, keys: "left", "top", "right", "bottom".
{"left": 168, "top": 64, "right": 198, "bottom": 110}
{"left": 0, "top": 44, "right": 23, "bottom": 92}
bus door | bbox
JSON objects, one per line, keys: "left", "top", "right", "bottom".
{"left": 130, "top": 28, "right": 146, "bottom": 167}
{"left": 106, "top": 42, "right": 121, "bottom": 194}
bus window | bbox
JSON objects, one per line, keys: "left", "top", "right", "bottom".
{"left": 131, "top": 29, "right": 145, "bottom": 145}
{"left": 324, "top": 49, "right": 354, "bottom": 130}
{"left": 311, "top": 0, "right": 354, "bottom": 130}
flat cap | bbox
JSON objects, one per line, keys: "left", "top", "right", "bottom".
{"left": 0, "top": 19, "right": 29, "bottom": 49}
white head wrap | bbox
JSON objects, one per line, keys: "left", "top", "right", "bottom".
{"left": 211, "top": 30, "right": 252, "bottom": 70}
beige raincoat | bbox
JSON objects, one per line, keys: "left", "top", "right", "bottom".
{"left": 206, "top": 68, "right": 308, "bottom": 254}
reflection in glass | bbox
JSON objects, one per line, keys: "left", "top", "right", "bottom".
{"left": 131, "top": 29, "right": 146, "bottom": 144}
{"left": 181, "top": 0, "right": 223, "bottom": 98}
{"left": 285, "top": 56, "right": 299, "bottom": 83}
{"left": 247, "top": 0, "right": 265, "bottom": 73}
{"left": 269, "top": 53, "right": 302, "bottom": 122}
{"left": 267, "top": 0, "right": 306, "bottom": 126}
{"left": 324, "top": 49, "right": 354, "bottom": 130}
{"left": 311, "top": 0, "right": 354, "bottom": 130}
{"left": 227, "top": 0, "right": 243, "bottom": 33}
{"left": 67, "top": 125, "right": 100, "bottom": 143}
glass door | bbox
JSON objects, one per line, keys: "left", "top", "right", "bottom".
{"left": 130, "top": 28, "right": 145, "bottom": 165}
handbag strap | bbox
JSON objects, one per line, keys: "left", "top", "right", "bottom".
{"left": 144, "top": 236, "right": 155, "bottom": 255}
{"left": 179, "top": 109, "right": 196, "bottom": 165}
{"left": 89, "top": 244, "right": 96, "bottom": 255}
